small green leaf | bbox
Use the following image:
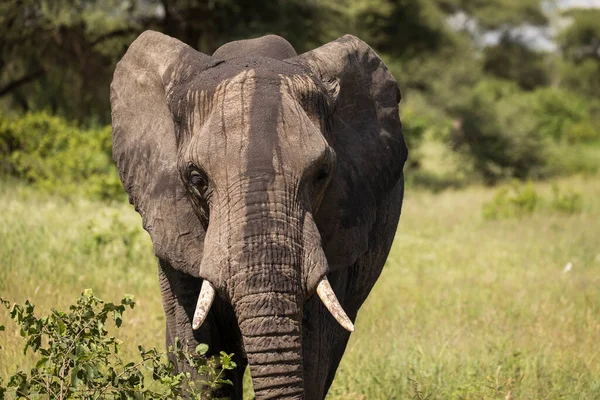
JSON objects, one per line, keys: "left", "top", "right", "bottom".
{"left": 35, "top": 356, "right": 48, "bottom": 369}
{"left": 84, "top": 364, "right": 95, "bottom": 380}
{"left": 195, "top": 344, "right": 209, "bottom": 355}
{"left": 57, "top": 318, "right": 66, "bottom": 336}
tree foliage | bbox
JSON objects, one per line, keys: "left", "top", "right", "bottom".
{"left": 0, "top": 0, "right": 341, "bottom": 123}
{"left": 455, "top": 80, "right": 549, "bottom": 182}
{"left": 558, "top": 9, "right": 600, "bottom": 99}
{"left": 0, "top": 0, "right": 598, "bottom": 185}
{"left": 483, "top": 34, "right": 551, "bottom": 90}
{"left": 436, "top": 0, "right": 547, "bottom": 30}
{"left": 0, "top": 0, "right": 148, "bottom": 122}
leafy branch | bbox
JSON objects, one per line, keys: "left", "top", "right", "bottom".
{"left": 0, "top": 290, "right": 236, "bottom": 399}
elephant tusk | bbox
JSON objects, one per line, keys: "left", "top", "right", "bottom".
{"left": 316, "top": 276, "right": 355, "bottom": 332}
{"left": 192, "top": 280, "right": 216, "bottom": 330}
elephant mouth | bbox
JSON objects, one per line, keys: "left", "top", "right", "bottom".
{"left": 191, "top": 275, "right": 353, "bottom": 332}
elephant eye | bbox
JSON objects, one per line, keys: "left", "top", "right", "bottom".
{"left": 313, "top": 150, "right": 335, "bottom": 192}
{"left": 189, "top": 169, "right": 209, "bottom": 198}
{"left": 314, "top": 163, "right": 330, "bottom": 185}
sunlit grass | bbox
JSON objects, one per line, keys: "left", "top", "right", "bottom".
{"left": 1, "top": 175, "right": 599, "bottom": 398}
{"left": 0, "top": 180, "right": 163, "bottom": 378}
{"left": 328, "top": 176, "right": 600, "bottom": 399}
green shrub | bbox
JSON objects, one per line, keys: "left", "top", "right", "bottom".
{"left": 548, "top": 143, "right": 600, "bottom": 175}
{"left": 483, "top": 182, "right": 584, "bottom": 219}
{"left": 566, "top": 121, "right": 600, "bottom": 144}
{"left": 531, "top": 88, "right": 598, "bottom": 143}
{"left": 482, "top": 182, "right": 541, "bottom": 220}
{"left": 551, "top": 184, "right": 583, "bottom": 214}
{"left": 454, "top": 81, "right": 600, "bottom": 183}
{"left": 0, "top": 112, "right": 123, "bottom": 201}
{"left": 457, "top": 81, "right": 548, "bottom": 183}
{"left": 83, "top": 211, "right": 146, "bottom": 260}
{"left": 0, "top": 290, "right": 235, "bottom": 399}
{"left": 401, "top": 106, "right": 430, "bottom": 170}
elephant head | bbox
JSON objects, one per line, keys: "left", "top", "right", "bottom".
{"left": 111, "top": 31, "right": 406, "bottom": 398}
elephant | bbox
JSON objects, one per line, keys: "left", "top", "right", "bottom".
{"left": 110, "top": 30, "right": 407, "bottom": 399}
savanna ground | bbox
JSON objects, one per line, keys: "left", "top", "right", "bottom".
{"left": 1, "top": 168, "right": 599, "bottom": 399}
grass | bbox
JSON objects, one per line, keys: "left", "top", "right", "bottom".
{"left": 0, "top": 180, "right": 164, "bottom": 376}
{"left": 1, "top": 175, "right": 600, "bottom": 399}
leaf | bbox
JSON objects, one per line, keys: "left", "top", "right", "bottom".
{"left": 219, "top": 352, "right": 236, "bottom": 370}
{"left": 121, "top": 294, "right": 135, "bottom": 309}
{"left": 57, "top": 318, "right": 66, "bottom": 336}
{"left": 195, "top": 344, "right": 209, "bottom": 356}
{"left": 71, "top": 365, "right": 81, "bottom": 387}
{"left": 35, "top": 356, "right": 49, "bottom": 369}
{"left": 84, "top": 364, "right": 95, "bottom": 381}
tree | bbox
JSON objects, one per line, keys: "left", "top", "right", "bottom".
{"left": 435, "top": 0, "right": 547, "bottom": 31}
{"left": 0, "top": 0, "right": 147, "bottom": 122}
{"left": 558, "top": 8, "right": 600, "bottom": 99}
{"left": 0, "top": 0, "right": 341, "bottom": 124}
{"left": 483, "top": 33, "right": 551, "bottom": 90}
{"left": 349, "top": 0, "right": 451, "bottom": 59}
{"left": 156, "top": 0, "right": 344, "bottom": 54}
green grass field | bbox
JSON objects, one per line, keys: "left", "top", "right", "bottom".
{"left": 1, "top": 175, "right": 599, "bottom": 399}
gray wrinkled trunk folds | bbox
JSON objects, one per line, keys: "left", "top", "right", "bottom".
{"left": 236, "top": 290, "right": 304, "bottom": 399}
{"left": 230, "top": 254, "right": 305, "bottom": 399}
{"left": 199, "top": 175, "right": 320, "bottom": 398}
{"left": 225, "top": 209, "right": 306, "bottom": 398}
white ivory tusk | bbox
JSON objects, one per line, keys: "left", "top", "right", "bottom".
{"left": 316, "top": 276, "right": 355, "bottom": 332}
{"left": 192, "top": 280, "right": 216, "bottom": 330}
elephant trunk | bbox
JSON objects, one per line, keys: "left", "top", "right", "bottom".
{"left": 228, "top": 246, "right": 305, "bottom": 399}
{"left": 235, "top": 290, "right": 304, "bottom": 399}
{"left": 225, "top": 206, "right": 307, "bottom": 398}
{"left": 198, "top": 193, "right": 331, "bottom": 397}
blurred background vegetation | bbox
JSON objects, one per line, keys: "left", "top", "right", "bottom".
{"left": 1, "top": 0, "right": 599, "bottom": 197}
{"left": 1, "top": 2, "right": 600, "bottom": 398}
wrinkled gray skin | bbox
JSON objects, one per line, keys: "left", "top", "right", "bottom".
{"left": 111, "top": 31, "right": 407, "bottom": 399}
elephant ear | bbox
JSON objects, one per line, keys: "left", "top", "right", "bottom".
{"left": 294, "top": 35, "right": 408, "bottom": 270}
{"left": 110, "top": 30, "right": 219, "bottom": 276}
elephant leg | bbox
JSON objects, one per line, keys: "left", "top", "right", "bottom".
{"left": 158, "top": 259, "right": 247, "bottom": 399}
{"left": 302, "top": 288, "right": 353, "bottom": 400}
{"left": 303, "top": 181, "right": 405, "bottom": 398}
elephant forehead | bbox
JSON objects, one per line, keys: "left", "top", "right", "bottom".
{"left": 180, "top": 69, "right": 328, "bottom": 176}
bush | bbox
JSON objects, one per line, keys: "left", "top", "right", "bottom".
{"left": 83, "top": 211, "right": 145, "bottom": 259}
{"left": 457, "top": 81, "right": 548, "bottom": 183}
{"left": 0, "top": 290, "right": 235, "bottom": 399}
{"left": 482, "top": 182, "right": 541, "bottom": 220}
{"left": 453, "top": 80, "right": 600, "bottom": 183}
{"left": 400, "top": 106, "right": 430, "bottom": 170}
{"left": 565, "top": 121, "right": 600, "bottom": 144}
{"left": 401, "top": 107, "right": 428, "bottom": 152}
{"left": 483, "top": 182, "right": 583, "bottom": 219}
{"left": 530, "top": 88, "right": 599, "bottom": 143}
{"left": 551, "top": 183, "right": 583, "bottom": 214}
{"left": 548, "top": 143, "right": 600, "bottom": 175}
{"left": 0, "top": 112, "right": 123, "bottom": 201}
